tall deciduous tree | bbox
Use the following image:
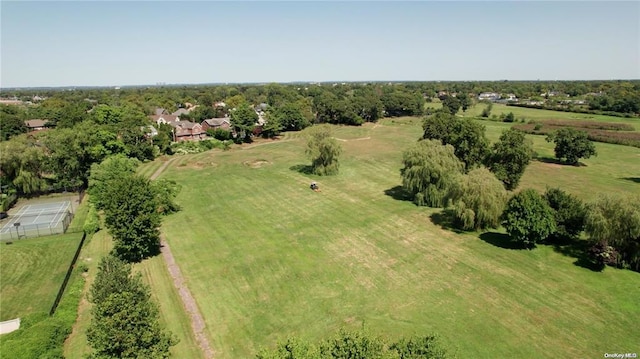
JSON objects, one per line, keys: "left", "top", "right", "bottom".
{"left": 401, "top": 139, "right": 464, "bottom": 207}
{"left": 449, "top": 167, "right": 508, "bottom": 231}
{"left": 441, "top": 95, "right": 461, "bottom": 115}
{"left": 230, "top": 102, "right": 258, "bottom": 142}
{"left": 502, "top": 189, "right": 556, "bottom": 249}
{"left": 487, "top": 128, "right": 534, "bottom": 190}
{"left": 88, "top": 255, "right": 176, "bottom": 358}
{"left": 0, "top": 105, "right": 27, "bottom": 141}
{"left": 546, "top": 128, "right": 597, "bottom": 165}
{"left": 422, "top": 111, "right": 489, "bottom": 171}
{"left": 102, "top": 175, "right": 162, "bottom": 262}
{"left": 305, "top": 125, "right": 343, "bottom": 176}
{"left": 88, "top": 154, "right": 140, "bottom": 210}
{"left": 544, "top": 188, "right": 586, "bottom": 241}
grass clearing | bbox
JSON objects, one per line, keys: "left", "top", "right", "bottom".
{"left": 0, "top": 232, "right": 82, "bottom": 321}
{"left": 136, "top": 251, "right": 205, "bottom": 359}
{"left": 153, "top": 118, "right": 640, "bottom": 358}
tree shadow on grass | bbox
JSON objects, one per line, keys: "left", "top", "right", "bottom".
{"left": 289, "top": 164, "right": 314, "bottom": 175}
{"left": 621, "top": 177, "right": 640, "bottom": 184}
{"left": 383, "top": 185, "right": 413, "bottom": 202}
{"left": 479, "top": 232, "right": 527, "bottom": 250}
{"left": 429, "top": 209, "right": 464, "bottom": 234}
{"left": 534, "top": 157, "right": 586, "bottom": 167}
{"left": 548, "top": 237, "right": 601, "bottom": 271}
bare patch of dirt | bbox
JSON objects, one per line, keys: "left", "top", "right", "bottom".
{"left": 149, "top": 157, "right": 214, "bottom": 358}
{"left": 161, "top": 237, "right": 215, "bottom": 359}
{"left": 243, "top": 159, "right": 272, "bottom": 168}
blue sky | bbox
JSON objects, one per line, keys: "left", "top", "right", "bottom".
{"left": 1, "top": 1, "right": 639, "bottom": 87}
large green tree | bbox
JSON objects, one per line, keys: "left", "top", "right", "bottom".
{"left": 0, "top": 105, "right": 27, "bottom": 141}
{"left": 305, "top": 125, "right": 343, "bottom": 176}
{"left": 422, "top": 111, "right": 489, "bottom": 170}
{"left": 43, "top": 122, "right": 127, "bottom": 190}
{"left": 0, "top": 134, "right": 48, "bottom": 194}
{"left": 441, "top": 96, "right": 461, "bottom": 115}
{"left": 487, "top": 128, "right": 534, "bottom": 190}
{"left": 449, "top": 167, "right": 508, "bottom": 231}
{"left": 544, "top": 188, "right": 586, "bottom": 241}
{"left": 585, "top": 194, "right": 640, "bottom": 271}
{"left": 400, "top": 139, "right": 464, "bottom": 207}
{"left": 102, "top": 175, "right": 162, "bottom": 262}
{"left": 546, "top": 128, "right": 597, "bottom": 165}
{"left": 88, "top": 154, "right": 140, "bottom": 210}
{"left": 230, "top": 102, "right": 258, "bottom": 142}
{"left": 270, "top": 102, "right": 311, "bottom": 132}
{"left": 87, "top": 255, "right": 176, "bottom": 358}
{"left": 502, "top": 189, "right": 557, "bottom": 249}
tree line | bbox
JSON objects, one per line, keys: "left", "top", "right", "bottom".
{"left": 401, "top": 110, "right": 638, "bottom": 272}
{"left": 82, "top": 154, "right": 181, "bottom": 357}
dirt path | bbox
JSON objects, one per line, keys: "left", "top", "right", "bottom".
{"left": 149, "top": 157, "right": 178, "bottom": 181}
{"left": 151, "top": 157, "right": 215, "bottom": 359}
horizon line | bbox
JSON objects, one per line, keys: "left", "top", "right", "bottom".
{"left": 2, "top": 78, "right": 639, "bottom": 91}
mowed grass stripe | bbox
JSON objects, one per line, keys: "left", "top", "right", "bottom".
{"left": 157, "top": 122, "right": 639, "bottom": 358}
{"left": 0, "top": 233, "right": 81, "bottom": 321}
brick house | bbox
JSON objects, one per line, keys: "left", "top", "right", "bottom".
{"left": 201, "top": 117, "right": 232, "bottom": 132}
{"left": 172, "top": 121, "right": 205, "bottom": 142}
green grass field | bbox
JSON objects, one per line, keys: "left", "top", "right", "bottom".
{"left": 153, "top": 118, "right": 640, "bottom": 358}
{"left": 463, "top": 102, "right": 640, "bottom": 130}
{"left": 0, "top": 232, "right": 83, "bottom": 321}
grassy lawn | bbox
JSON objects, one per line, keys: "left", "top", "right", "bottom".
{"left": 154, "top": 120, "right": 640, "bottom": 358}
{"left": 0, "top": 232, "right": 82, "bottom": 321}
{"left": 463, "top": 102, "right": 640, "bottom": 130}
{"left": 63, "top": 230, "right": 113, "bottom": 359}
{"left": 136, "top": 252, "right": 204, "bottom": 359}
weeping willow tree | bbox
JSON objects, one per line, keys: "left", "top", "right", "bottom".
{"left": 0, "top": 136, "right": 48, "bottom": 195}
{"left": 400, "top": 139, "right": 464, "bottom": 207}
{"left": 305, "top": 124, "right": 343, "bottom": 176}
{"left": 448, "top": 167, "right": 508, "bottom": 230}
{"left": 585, "top": 194, "right": 640, "bottom": 271}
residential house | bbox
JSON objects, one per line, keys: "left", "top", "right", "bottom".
{"left": 172, "top": 108, "right": 191, "bottom": 116}
{"left": 150, "top": 114, "right": 180, "bottom": 126}
{"left": 171, "top": 121, "right": 205, "bottom": 142}
{"left": 201, "top": 117, "right": 232, "bottom": 132}
{"left": 24, "top": 119, "right": 50, "bottom": 131}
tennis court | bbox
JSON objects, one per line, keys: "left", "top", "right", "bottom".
{"left": 0, "top": 201, "right": 73, "bottom": 240}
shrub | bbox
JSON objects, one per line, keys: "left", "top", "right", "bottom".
{"left": 206, "top": 128, "right": 232, "bottom": 141}
{"left": 83, "top": 203, "right": 100, "bottom": 234}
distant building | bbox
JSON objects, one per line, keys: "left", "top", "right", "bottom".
{"left": 478, "top": 92, "right": 500, "bottom": 101}
{"left": 24, "top": 119, "right": 50, "bottom": 131}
